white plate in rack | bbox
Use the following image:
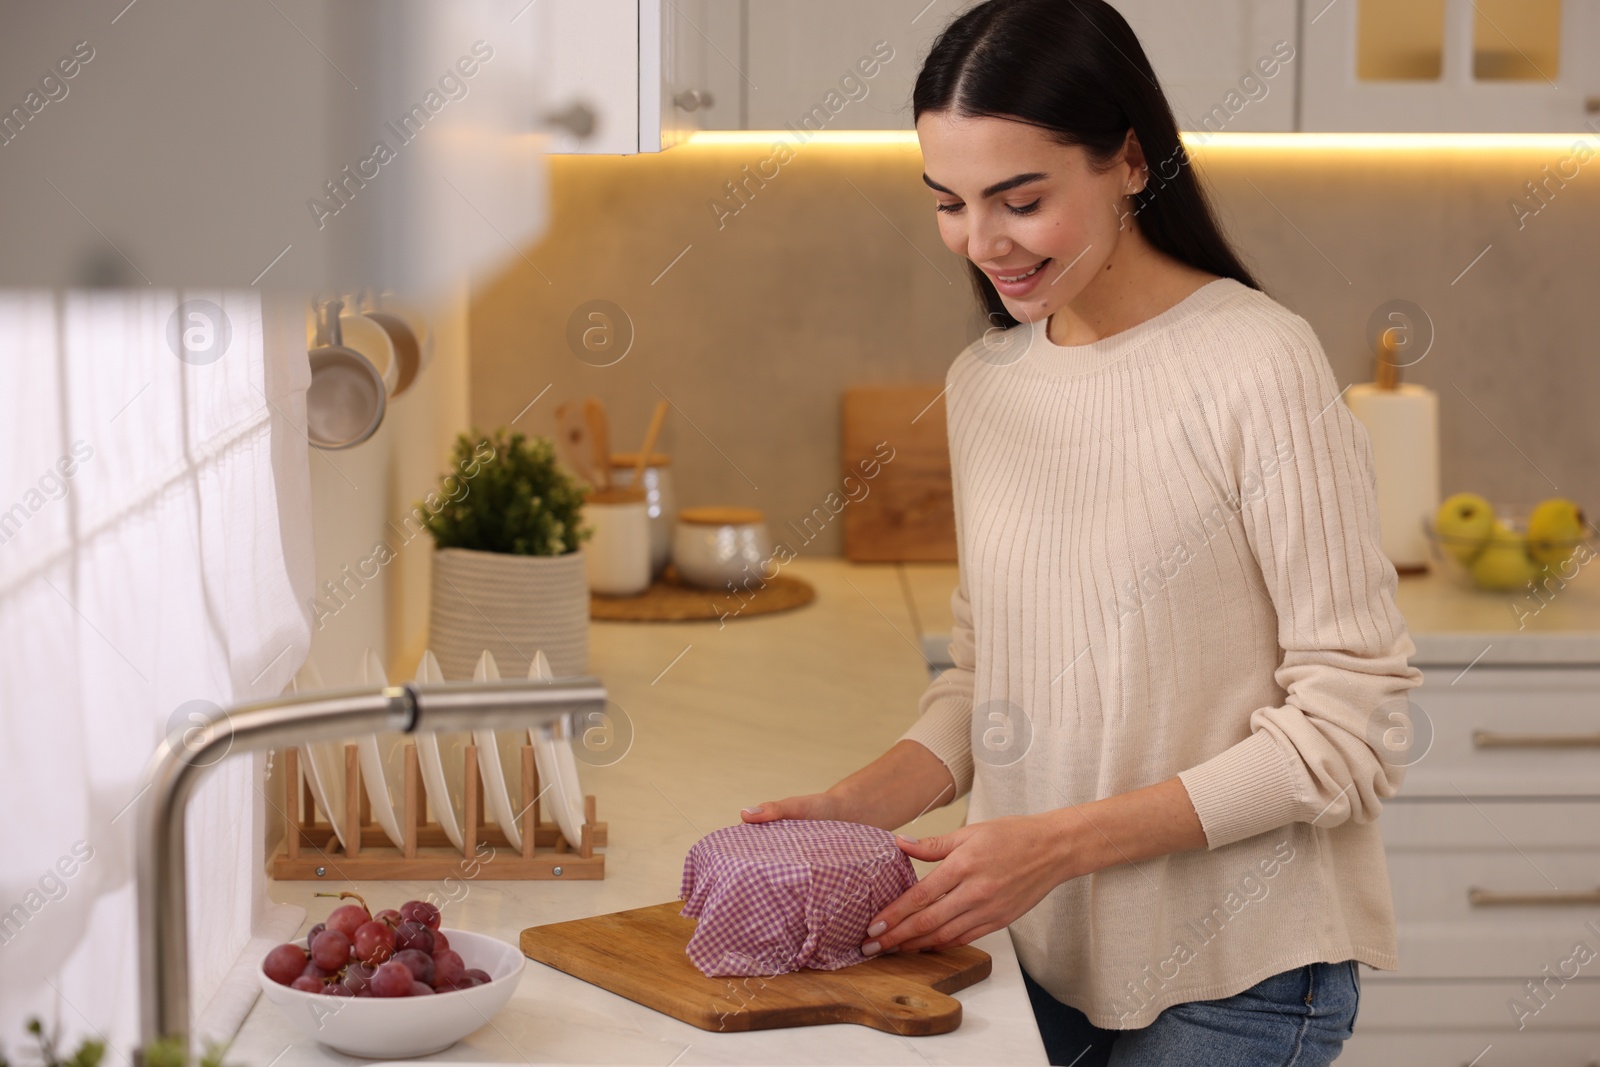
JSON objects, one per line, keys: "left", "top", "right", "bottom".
{"left": 532, "top": 726, "right": 586, "bottom": 851}
{"left": 529, "top": 647, "right": 587, "bottom": 851}
{"left": 413, "top": 650, "right": 465, "bottom": 850}
{"left": 290, "top": 658, "right": 351, "bottom": 853}
{"left": 471, "top": 651, "right": 522, "bottom": 851}
{"left": 358, "top": 650, "right": 407, "bottom": 850}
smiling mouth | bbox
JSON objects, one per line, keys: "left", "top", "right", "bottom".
{"left": 995, "top": 258, "right": 1050, "bottom": 283}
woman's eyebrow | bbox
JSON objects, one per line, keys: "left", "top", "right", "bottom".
{"left": 920, "top": 172, "right": 1050, "bottom": 198}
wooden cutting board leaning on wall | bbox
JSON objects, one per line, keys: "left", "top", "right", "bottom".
{"left": 841, "top": 386, "right": 957, "bottom": 562}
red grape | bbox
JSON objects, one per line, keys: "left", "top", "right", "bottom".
{"left": 343, "top": 961, "right": 375, "bottom": 994}
{"left": 322, "top": 982, "right": 354, "bottom": 996}
{"left": 394, "top": 922, "right": 434, "bottom": 955}
{"left": 301, "top": 961, "right": 339, "bottom": 981}
{"left": 370, "top": 961, "right": 414, "bottom": 997}
{"left": 263, "top": 944, "right": 307, "bottom": 986}
{"left": 431, "top": 931, "right": 449, "bottom": 954}
{"left": 310, "top": 929, "right": 352, "bottom": 970}
{"left": 432, "top": 949, "right": 465, "bottom": 988}
{"left": 409, "top": 981, "right": 435, "bottom": 996}
{"left": 392, "top": 949, "right": 435, "bottom": 986}
{"left": 374, "top": 908, "right": 402, "bottom": 927}
{"left": 304, "top": 922, "right": 326, "bottom": 950}
{"left": 289, "top": 976, "right": 323, "bottom": 993}
{"left": 326, "top": 903, "right": 371, "bottom": 939}
{"left": 400, "top": 900, "right": 440, "bottom": 930}
{"left": 464, "top": 969, "right": 491, "bottom": 985}
{"left": 353, "top": 920, "right": 395, "bottom": 965}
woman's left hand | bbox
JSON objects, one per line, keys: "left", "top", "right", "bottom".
{"left": 861, "top": 811, "right": 1079, "bottom": 956}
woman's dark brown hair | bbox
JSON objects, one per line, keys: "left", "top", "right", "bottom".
{"left": 913, "top": 0, "right": 1262, "bottom": 328}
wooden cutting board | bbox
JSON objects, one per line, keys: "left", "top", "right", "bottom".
{"left": 841, "top": 386, "right": 957, "bottom": 562}
{"left": 520, "top": 901, "right": 991, "bottom": 1034}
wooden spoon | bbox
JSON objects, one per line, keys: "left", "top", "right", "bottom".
{"left": 632, "top": 399, "right": 670, "bottom": 486}
{"left": 554, "top": 401, "right": 596, "bottom": 487}
{"left": 582, "top": 397, "right": 611, "bottom": 491}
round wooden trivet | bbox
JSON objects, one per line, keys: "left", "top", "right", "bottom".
{"left": 589, "top": 564, "right": 815, "bottom": 622}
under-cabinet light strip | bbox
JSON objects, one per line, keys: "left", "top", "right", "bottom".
{"left": 686, "top": 130, "right": 1597, "bottom": 151}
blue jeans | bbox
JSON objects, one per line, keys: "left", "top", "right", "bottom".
{"left": 1022, "top": 960, "right": 1361, "bottom": 1066}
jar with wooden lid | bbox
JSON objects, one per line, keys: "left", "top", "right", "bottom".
{"left": 672, "top": 506, "right": 772, "bottom": 590}
{"left": 609, "top": 451, "right": 675, "bottom": 577}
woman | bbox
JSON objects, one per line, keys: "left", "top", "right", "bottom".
{"left": 743, "top": 1, "right": 1423, "bottom": 1064}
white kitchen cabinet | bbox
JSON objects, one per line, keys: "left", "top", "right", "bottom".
{"left": 716, "top": 0, "right": 1298, "bottom": 134}
{"left": 540, "top": 0, "right": 738, "bottom": 152}
{"left": 1360, "top": 658, "right": 1600, "bottom": 1063}
{"left": 1390, "top": 665, "right": 1600, "bottom": 797}
{"left": 1110, "top": 0, "right": 1300, "bottom": 134}
{"left": 1301, "top": 0, "right": 1600, "bottom": 131}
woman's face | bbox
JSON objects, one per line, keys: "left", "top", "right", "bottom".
{"left": 916, "top": 110, "right": 1144, "bottom": 325}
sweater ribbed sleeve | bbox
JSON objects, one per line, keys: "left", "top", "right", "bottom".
{"left": 1175, "top": 322, "right": 1423, "bottom": 849}
{"left": 901, "top": 573, "right": 977, "bottom": 798}
{"left": 900, "top": 398, "right": 977, "bottom": 797}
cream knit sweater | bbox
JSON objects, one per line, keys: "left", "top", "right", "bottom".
{"left": 900, "top": 277, "right": 1423, "bottom": 1030}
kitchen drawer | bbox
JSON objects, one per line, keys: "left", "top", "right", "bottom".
{"left": 1382, "top": 799, "right": 1600, "bottom": 979}
{"left": 1388, "top": 849, "right": 1600, "bottom": 977}
{"left": 1395, "top": 666, "right": 1600, "bottom": 797}
{"left": 1341, "top": 977, "right": 1600, "bottom": 1066}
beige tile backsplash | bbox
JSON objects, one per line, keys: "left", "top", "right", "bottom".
{"left": 470, "top": 138, "right": 1600, "bottom": 557}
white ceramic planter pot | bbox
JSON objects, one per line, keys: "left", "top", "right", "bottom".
{"left": 428, "top": 546, "right": 588, "bottom": 680}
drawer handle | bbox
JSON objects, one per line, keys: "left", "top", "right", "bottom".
{"left": 1468, "top": 886, "right": 1600, "bottom": 906}
{"left": 1472, "top": 729, "right": 1600, "bottom": 749}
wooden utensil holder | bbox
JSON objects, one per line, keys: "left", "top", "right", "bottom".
{"left": 270, "top": 740, "right": 606, "bottom": 880}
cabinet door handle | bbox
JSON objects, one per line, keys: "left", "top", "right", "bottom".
{"left": 543, "top": 101, "right": 598, "bottom": 140}
{"left": 673, "top": 89, "right": 714, "bottom": 112}
{"left": 1472, "top": 729, "right": 1600, "bottom": 749}
{"left": 1468, "top": 886, "right": 1600, "bottom": 906}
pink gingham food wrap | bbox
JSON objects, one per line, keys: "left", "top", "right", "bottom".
{"left": 678, "top": 819, "right": 918, "bottom": 978}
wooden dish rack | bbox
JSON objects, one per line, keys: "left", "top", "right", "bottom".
{"left": 270, "top": 740, "right": 606, "bottom": 880}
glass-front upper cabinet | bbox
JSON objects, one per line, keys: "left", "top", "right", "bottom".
{"left": 1302, "top": 0, "right": 1600, "bottom": 131}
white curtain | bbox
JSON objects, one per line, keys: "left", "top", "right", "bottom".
{"left": 0, "top": 290, "right": 313, "bottom": 1056}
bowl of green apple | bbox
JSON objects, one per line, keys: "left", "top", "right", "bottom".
{"left": 1424, "top": 495, "right": 1595, "bottom": 592}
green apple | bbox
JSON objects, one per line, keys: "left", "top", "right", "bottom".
{"left": 1434, "top": 492, "right": 1496, "bottom": 564}
{"left": 1527, "top": 497, "right": 1587, "bottom": 568}
{"left": 1469, "top": 521, "right": 1542, "bottom": 590}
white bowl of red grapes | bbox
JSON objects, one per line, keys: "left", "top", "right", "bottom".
{"left": 258, "top": 893, "right": 524, "bottom": 1058}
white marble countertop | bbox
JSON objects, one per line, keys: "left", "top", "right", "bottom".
{"left": 902, "top": 556, "right": 1600, "bottom": 668}
{"left": 230, "top": 560, "right": 1049, "bottom": 1067}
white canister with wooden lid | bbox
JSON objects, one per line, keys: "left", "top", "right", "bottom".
{"left": 609, "top": 451, "right": 675, "bottom": 577}
{"left": 673, "top": 506, "right": 772, "bottom": 589}
{"left": 584, "top": 485, "right": 651, "bottom": 596}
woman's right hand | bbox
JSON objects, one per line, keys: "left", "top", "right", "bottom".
{"left": 740, "top": 792, "right": 851, "bottom": 825}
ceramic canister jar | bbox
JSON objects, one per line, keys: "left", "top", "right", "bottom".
{"left": 608, "top": 452, "right": 676, "bottom": 578}
{"left": 672, "top": 506, "right": 772, "bottom": 590}
{"left": 583, "top": 485, "right": 651, "bottom": 597}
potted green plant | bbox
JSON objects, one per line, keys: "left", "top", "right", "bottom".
{"left": 422, "top": 429, "right": 592, "bottom": 679}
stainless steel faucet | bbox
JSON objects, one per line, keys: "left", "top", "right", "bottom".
{"left": 135, "top": 675, "right": 608, "bottom": 1052}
